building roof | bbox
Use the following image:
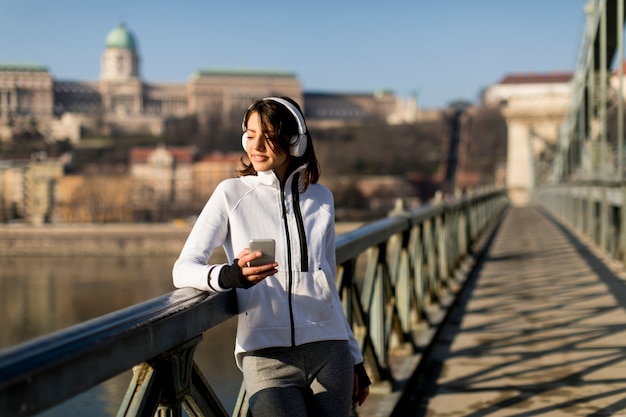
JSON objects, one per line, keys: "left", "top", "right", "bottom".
{"left": 0, "top": 63, "right": 48, "bottom": 72}
{"left": 192, "top": 68, "right": 296, "bottom": 79}
{"left": 54, "top": 81, "right": 100, "bottom": 93}
{"left": 499, "top": 72, "right": 573, "bottom": 84}
{"left": 105, "top": 23, "right": 137, "bottom": 52}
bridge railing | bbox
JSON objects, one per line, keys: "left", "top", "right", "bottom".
{"left": 536, "top": 181, "right": 626, "bottom": 266}
{"left": 0, "top": 188, "right": 509, "bottom": 417}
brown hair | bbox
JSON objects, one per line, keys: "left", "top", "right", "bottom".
{"left": 238, "top": 97, "right": 320, "bottom": 190}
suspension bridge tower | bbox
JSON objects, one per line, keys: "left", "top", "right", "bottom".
{"left": 483, "top": 73, "right": 573, "bottom": 206}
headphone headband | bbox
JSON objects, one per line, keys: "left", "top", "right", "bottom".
{"left": 262, "top": 97, "right": 307, "bottom": 135}
{"left": 241, "top": 97, "right": 308, "bottom": 157}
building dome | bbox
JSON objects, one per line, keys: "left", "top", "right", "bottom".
{"left": 105, "top": 23, "right": 137, "bottom": 52}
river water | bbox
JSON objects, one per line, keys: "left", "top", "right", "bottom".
{"left": 0, "top": 254, "right": 241, "bottom": 416}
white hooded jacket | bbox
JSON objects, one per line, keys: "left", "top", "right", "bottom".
{"left": 172, "top": 167, "right": 363, "bottom": 369}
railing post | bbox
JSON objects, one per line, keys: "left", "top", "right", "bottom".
{"left": 457, "top": 203, "right": 468, "bottom": 260}
{"left": 585, "top": 185, "right": 593, "bottom": 240}
{"left": 369, "top": 245, "right": 387, "bottom": 369}
{"left": 576, "top": 186, "right": 584, "bottom": 233}
{"left": 600, "top": 184, "right": 609, "bottom": 251}
{"left": 423, "top": 218, "right": 439, "bottom": 300}
{"left": 117, "top": 336, "right": 229, "bottom": 417}
{"left": 118, "top": 337, "right": 200, "bottom": 417}
{"left": 409, "top": 223, "right": 427, "bottom": 322}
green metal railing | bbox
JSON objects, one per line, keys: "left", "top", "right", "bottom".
{"left": 536, "top": 181, "right": 626, "bottom": 265}
{"left": 0, "top": 188, "right": 508, "bottom": 417}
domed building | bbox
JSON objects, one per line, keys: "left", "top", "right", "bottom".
{"left": 0, "top": 23, "right": 302, "bottom": 142}
{"left": 101, "top": 23, "right": 140, "bottom": 81}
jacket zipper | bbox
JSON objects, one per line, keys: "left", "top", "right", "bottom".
{"left": 280, "top": 177, "right": 296, "bottom": 346}
{"left": 291, "top": 175, "right": 309, "bottom": 272}
{"left": 280, "top": 172, "right": 308, "bottom": 347}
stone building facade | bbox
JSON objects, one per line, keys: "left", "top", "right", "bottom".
{"left": 0, "top": 23, "right": 302, "bottom": 142}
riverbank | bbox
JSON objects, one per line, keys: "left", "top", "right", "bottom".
{"left": 0, "top": 222, "right": 363, "bottom": 256}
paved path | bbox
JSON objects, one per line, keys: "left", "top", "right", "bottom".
{"left": 391, "top": 206, "right": 626, "bottom": 417}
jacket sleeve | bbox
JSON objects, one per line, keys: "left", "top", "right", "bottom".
{"left": 172, "top": 182, "right": 231, "bottom": 292}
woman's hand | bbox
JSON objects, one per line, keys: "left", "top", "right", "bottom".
{"left": 353, "top": 362, "right": 371, "bottom": 406}
{"left": 218, "top": 249, "right": 278, "bottom": 289}
{"left": 235, "top": 248, "right": 278, "bottom": 286}
{"left": 353, "top": 375, "right": 369, "bottom": 406}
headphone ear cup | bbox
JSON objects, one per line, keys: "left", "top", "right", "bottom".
{"left": 289, "top": 134, "right": 308, "bottom": 157}
{"left": 241, "top": 132, "right": 248, "bottom": 151}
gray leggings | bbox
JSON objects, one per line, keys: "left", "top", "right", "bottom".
{"left": 241, "top": 340, "right": 354, "bottom": 417}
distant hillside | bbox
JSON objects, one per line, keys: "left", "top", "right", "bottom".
{"left": 313, "top": 119, "right": 444, "bottom": 178}
{"left": 312, "top": 105, "right": 507, "bottom": 202}
{"left": 461, "top": 106, "right": 507, "bottom": 186}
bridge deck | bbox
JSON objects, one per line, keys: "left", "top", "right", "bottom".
{"left": 365, "top": 206, "right": 626, "bottom": 417}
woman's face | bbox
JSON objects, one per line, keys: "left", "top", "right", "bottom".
{"left": 245, "top": 111, "right": 289, "bottom": 180}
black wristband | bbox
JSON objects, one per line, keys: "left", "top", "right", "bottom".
{"left": 354, "top": 362, "right": 371, "bottom": 388}
{"left": 218, "top": 259, "right": 254, "bottom": 289}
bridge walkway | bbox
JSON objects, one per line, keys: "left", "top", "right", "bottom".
{"left": 383, "top": 205, "right": 626, "bottom": 417}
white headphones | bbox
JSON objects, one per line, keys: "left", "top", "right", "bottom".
{"left": 241, "top": 97, "right": 308, "bottom": 157}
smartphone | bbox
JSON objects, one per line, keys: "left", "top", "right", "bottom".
{"left": 248, "top": 239, "right": 275, "bottom": 266}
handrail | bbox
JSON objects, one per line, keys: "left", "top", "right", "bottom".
{"left": 0, "top": 188, "right": 509, "bottom": 417}
{"left": 0, "top": 288, "right": 238, "bottom": 417}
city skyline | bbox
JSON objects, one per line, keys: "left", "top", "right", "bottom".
{"left": 1, "top": 0, "right": 588, "bottom": 109}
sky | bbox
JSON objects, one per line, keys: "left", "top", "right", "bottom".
{"left": 0, "top": 0, "right": 591, "bottom": 109}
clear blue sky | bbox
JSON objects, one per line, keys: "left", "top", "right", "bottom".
{"left": 0, "top": 0, "right": 590, "bottom": 109}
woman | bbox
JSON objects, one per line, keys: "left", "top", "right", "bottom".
{"left": 173, "top": 96, "right": 370, "bottom": 416}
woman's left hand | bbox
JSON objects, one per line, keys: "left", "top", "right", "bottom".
{"left": 353, "top": 375, "right": 369, "bottom": 406}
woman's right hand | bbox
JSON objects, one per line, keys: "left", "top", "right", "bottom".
{"left": 235, "top": 248, "right": 278, "bottom": 286}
